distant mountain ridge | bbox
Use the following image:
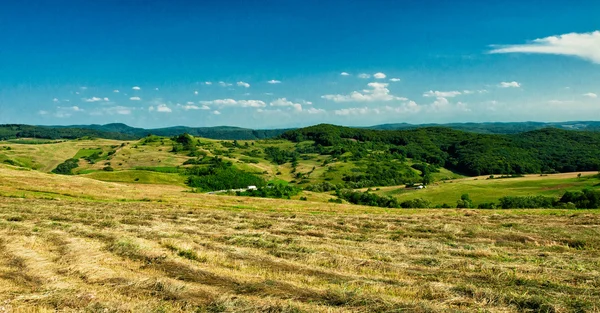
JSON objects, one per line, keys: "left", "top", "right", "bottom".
{"left": 366, "top": 121, "right": 600, "bottom": 134}
{"left": 1, "top": 121, "right": 600, "bottom": 141}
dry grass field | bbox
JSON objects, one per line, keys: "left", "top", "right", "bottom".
{"left": 1, "top": 164, "right": 599, "bottom": 312}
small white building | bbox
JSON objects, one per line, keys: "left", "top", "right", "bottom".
{"left": 247, "top": 185, "right": 258, "bottom": 191}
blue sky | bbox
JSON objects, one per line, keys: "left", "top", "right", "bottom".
{"left": 1, "top": 0, "right": 599, "bottom": 129}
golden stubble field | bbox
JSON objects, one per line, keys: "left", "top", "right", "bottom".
{"left": 0, "top": 165, "right": 599, "bottom": 312}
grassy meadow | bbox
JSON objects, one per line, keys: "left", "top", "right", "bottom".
{"left": 0, "top": 164, "right": 599, "bottom": 312}
{"left": 371, "top": 172, "right": 600, "bottom": 207}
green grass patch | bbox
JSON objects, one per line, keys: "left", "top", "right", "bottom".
{"left": 83, "top": 170, "right": 187, "bottom": 185}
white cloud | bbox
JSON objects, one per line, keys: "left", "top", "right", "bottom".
{"left": 499, "top": 81, "right": 521, "bottom": 88}
{"left": 384, "top": 101, "right": 421, "bottom": 113}
{"left": 306, "top": 107, "right": 326, "bottom": 114}
{"left": 583, "top": 92, "right": 598, "bottom": 98}
{"left": 358, "top": 73, "right": 371, "bottom": 79}
{"left": 129, "top": 96, "right": 141, "bottom": 101}
{"left": 56, "top": 106, "right": 83, "bottom": 113}
{"left": 270, "top": 98, "right": 302, "bottom": 112}
{"left": 53, "top": 98, "right": 59, "bottom": 103}
{"left": 267, "top": 80, "right": 281, "bottom": 84}
{"left": 113, "top": 90, "right": 120, "bottom": 93}
{"left": 213, "top": 110, "right": 221, "bottom": 115}
{"left": 83, "top": 97, "right": 102, "bottom": 102}
{"left": 429, "top": 97, "right": 450, "bottom": 111}
{"left": 389, "top": 78, "right": 401, "bottom": 82}
{"left": 548, "top": 100, "right": 574, "bottom": 105}
{"left": 38, "top": 110, "right": 49, "bottom": 115}
{"left": 155, "top": 104, "right": 172, "bottom": 113}
{"left": 489, "top": 31, "right": 600, "bottom": 64}
{"left": 334, "top": 107, "right": 380, "bottom": 116}
{"left": 373, "top": 72, "right": 386, "bottom": 79}
{"left": 423, "top": 90, "right": 462, "bottom": 98}
{"left": 340, "top": 72, "right": 350, "bottom": 76}
{"left": 80, "top": 86, "right": 88, "bottom": 90}
{"left": 218, "top": 81, "right": 232, "bottom": 87}
{"left": 322, "top": 82, "right": 407, "bottom": 103}
{"left": 205, "top": 82, "right": 212, "bottom": 85}
{"left": 237, "top": 81, "right": 250, "bottom": 88}
{"left": 200, "top": 99, "right": 266, "bottom": 108}
{"left": 181, "top": 104, "right": 198, "bottom": 110}
{"left": 194, "top": 91, "right": 199, "bottom": 95}
{"left": 132, "top": 86, "right": 141, "bottom": 90}
{"left": 92, "top": 106, "right": 133, "bottom": 115}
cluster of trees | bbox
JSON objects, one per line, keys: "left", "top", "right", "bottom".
{"left": 263, "top": 146, "right": 297, "bottom": 165}
{"left": 52, "top": 159, "right": 79, "bottom": 175}
{"left": 334, "top": 189, "right": 401, "bottom": 208}
{"left": 237, "top": 184, "right": 301, "bottom": 199}
{"left": 171, "top": 133, "right": 201, "bottom": 156}
{"left": 342, "top": 162, "right": 421, "bottom": 188}
{"left": 185, "top": 157, "right": 265, "bottom": 192}
{"left": 280, "top": 124, "right": 600, "bottom": 176}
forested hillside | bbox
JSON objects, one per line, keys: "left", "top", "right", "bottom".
{"left": 0, "top": 124, "right": 137, "bottom": 140}
{"left": 281, "top": 124, "right": 600, "bottom": 176}
{"left": 369, "top": 121, "right": 600, "bottom": 134}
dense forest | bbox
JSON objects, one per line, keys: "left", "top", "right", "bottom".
{"left": 3, "top": 121, "right": 600, "bottom": 141}
{"left": 281, "top": 124, "right": 600, "bottom": 176}
{"left": 0, "top": 124, "right": 136, "bottom": 140}
{"left": 0, "top": 124, "right": 287, "bottom": 141}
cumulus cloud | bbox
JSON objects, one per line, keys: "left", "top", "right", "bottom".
{"left": 149, "top": 104, "right": 172, "bottom": 113}
{"left": 194, "top": 91, "right": 199, "bottom": 95}
{"left": 340, "top": 72, "right": 350, "bottom": 76}
{"left": 270, "top": 98, "right": 302, "bottom": 112}
{"left": 59, "top": 106, "right": 83, "bottom": 112}
{"left": 389, "top": 78, "right": 401, "bottom": 82}
{"left": 384, "top": 101, "right": 420, "bottom": 113}
{"left": 358, "top": 73, "right": 371, "bottom": 79}
{"left": 132, "top": 86, "right": 141, "bottom": 90}
{"left": 113, "top": 90, "right": 120, "bottom": 93}
{"left": 583, "top": 92, "right": 598, "bottom": 98}
{"left": 334, "top": 107, "right": 379, "bottom": 116}
{"left": 373, "top": 72, "right": 386, "bottom": 79}
{"left": 237, "top": 81, "right": 250, "bottom": 88}
{"left": 423, "top": 90, "right": 462, "bottom": 98}
{"left": 306, "top": 107, "right": 326, "bottom": 114}
{"left": 499, "top": 81, "right": 521, "bottom": 88}
{"left": 205, "top": 82, "right": 212, "bottom": 85}
{"left": 129, "top": 96, "right": 141, "bottom": 101}
{"left": 322, "top": 82, "right": 407, "bottom": 103}
{"left": 218, "top": 81, "right": 232, "bottom": 87}
{"left": 83, "top": 97, "right": 110, "bottom": 103}
{"left": 267, "top": 80, "right": 281, "bottom": 84}
{"left": 53, "top": 98, "right": 59, "bottom": 103}
{"left": 91, "top": 106, "right": 133, "bottom": 116}
{"left": 489, "top": 31, "right": 600, "bottom": 64}
{"left": 200, "top": 99, "right": 266, "bottom": 108}
{"left": 178, "top": 103, "right": 211, "bottom": 110}
{"left": 156, "top": 104, "right": 172, "bottom": 113}
{"left": 213, "top": 110, "right": 221, "bottom": 115}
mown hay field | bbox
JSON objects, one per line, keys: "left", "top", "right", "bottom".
{"left": 0, "top": 165, "right": 599, "bottom": 312}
